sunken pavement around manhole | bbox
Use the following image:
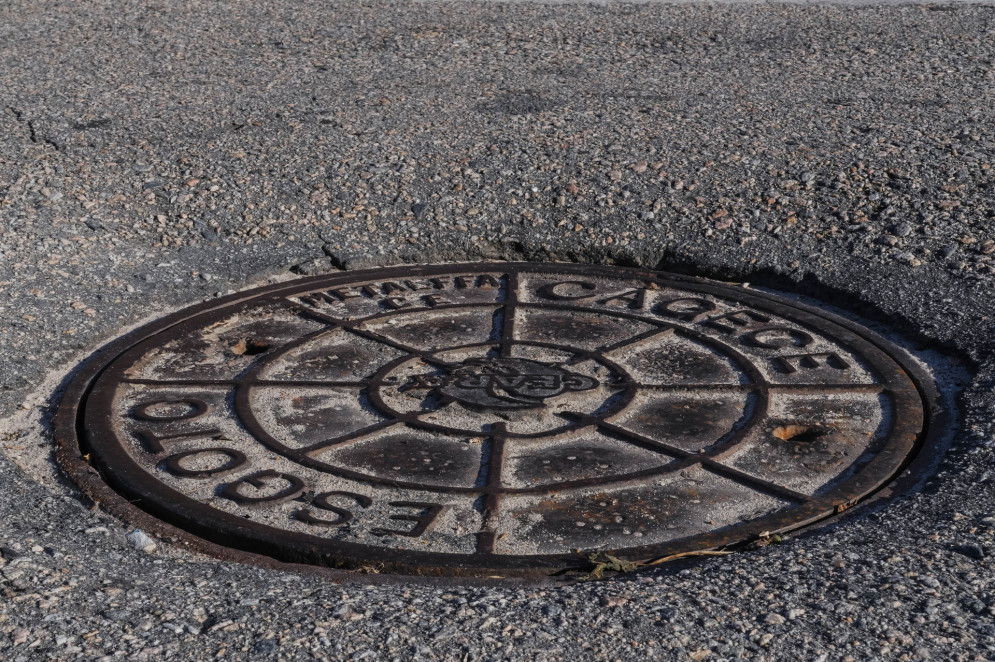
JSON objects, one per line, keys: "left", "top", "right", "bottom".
{"left": 1, "top": 1, "right": 995, "bottom": 661}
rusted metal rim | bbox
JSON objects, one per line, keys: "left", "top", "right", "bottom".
{"left": 53, "top": 263, "right": 942, "bottom": 579}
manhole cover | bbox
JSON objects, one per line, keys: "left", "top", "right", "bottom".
{"left": 56, "top": 263, "right": 937, "bottom": 578}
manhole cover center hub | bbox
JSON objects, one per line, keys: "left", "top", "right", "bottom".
{"left": 373, "top": 344, "right": 630, "bottom": 436}
{"left": 406, "top": 357, "right": 600, "bottom": 410}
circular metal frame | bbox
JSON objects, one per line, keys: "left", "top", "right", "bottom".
{"left": 53, "top": 263, "right": 942, "bottom": 579}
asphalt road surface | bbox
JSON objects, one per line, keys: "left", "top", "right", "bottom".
{"left": 2, "top": 1, "right": 995, "bottom": 660}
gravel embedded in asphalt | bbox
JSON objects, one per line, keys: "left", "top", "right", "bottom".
{"left": 2, "top": 1, "right": 995, "bottom": 660}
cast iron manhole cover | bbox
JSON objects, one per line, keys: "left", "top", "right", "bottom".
{"left": 56, "top": 263, "right": 937, "bottom": 578}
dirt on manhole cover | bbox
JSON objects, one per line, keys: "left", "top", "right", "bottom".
{"left": 55, "top": 263, "right": 939, "bottom": 579}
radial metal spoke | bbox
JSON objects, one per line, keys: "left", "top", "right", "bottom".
{"left": 566, "top": 326, "right": 675, "bottom": 365}
{"left": 594, "top": 419, "right": 809, "bottom": 503}
{"left": 634, "top": 383, "right": 756, "bottom": 392}
{"left": 499, "top": 272, "right": 520, "bottom": 358}
{"left": 475, "top": 422, "right": 509, "bottom": 554}
{"left": 287, "top": 300, "right": 456, "bottom": 369}
{"left": 591, "top": 418, "right": 693, "bottom": 460}
{"left": 300, "top": 419, "right": 403, "bottom": 455}
{"left": 697, "top": 460, "right": 811, "bottom": 503}
{"left": 122, "top": 378, "right": 240, "bottom": 387}
{"left": 123, "top": 378, "right": 368, "bottom": 388}
{"left": 768, "top": 383, "right": 885, "bottom": 394}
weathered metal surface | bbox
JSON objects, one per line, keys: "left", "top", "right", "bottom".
{"left": 55, "top": 263, "right": 937, "bottom": 578}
